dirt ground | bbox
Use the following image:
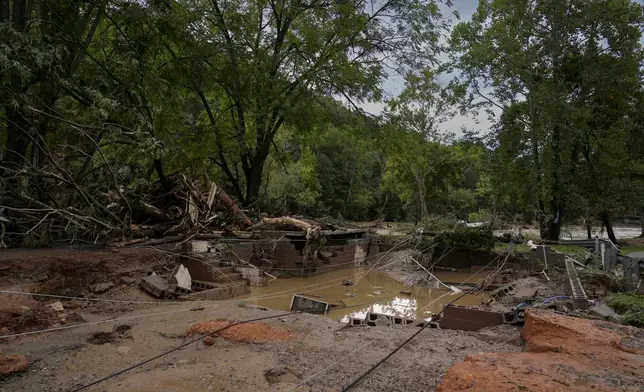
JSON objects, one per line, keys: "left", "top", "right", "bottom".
{"left": 437, "top": 309, "right": 644, "bottom": 392}
{"left": 1, "top": 298, "right": 522, "bottom": 392}
{"left": 2, "top": 247, "right": 643, "bottom": 392}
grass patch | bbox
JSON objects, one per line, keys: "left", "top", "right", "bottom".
{"left": 606, "top": 293, "right": 644, "bottom": 328}
{"left": 552, "top": 245, "right": 587, "bottom": 258}
{"left": 493, "top": 242, "right": 531, "bottom": 254}
{"left": 619, "top": 245, "right": 644, "bottom": 255}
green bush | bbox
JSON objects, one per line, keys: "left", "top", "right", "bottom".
{"left": 606, "top": 293, "right": 644, "bottom": 328}
{"left": 431, "top": 227, "right": 495, "bottom": 257}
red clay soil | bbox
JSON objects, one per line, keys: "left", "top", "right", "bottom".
{"left": 437, "top": 309, "right": 644, "bottom": 392}
{"left": 0, "top": 354, "right": 29, "bottom": 377}
{"left": 0, "top": 295, "right": 59, "bottom": 333}
{"left": 186, "top": 319, "right": 296, "bottom": 343}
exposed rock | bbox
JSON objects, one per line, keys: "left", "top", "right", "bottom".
{"left": 90, "top": 281, "right": 115, "bottom": 294}
{"left": 119, "top": 276, "right": 137, "bottom": 285}
{"left": 46, "top": 301, "right": 64, "bottom": 312}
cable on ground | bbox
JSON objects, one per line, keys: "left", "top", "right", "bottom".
{"left": 0, "top": 290, "right": 174, "bottom": 304}
{"left": 340, "top": 246, "right": 515, "bottom": 392}
{"left": 0, "top": 247, "right": 411, "bottom": 339}
{"left": 68, "top": 312, "right": 298, "bottom": 392}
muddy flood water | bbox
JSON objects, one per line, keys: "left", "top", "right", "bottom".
{"left": 241, "top": 267, "right": 490, "bottom": 322}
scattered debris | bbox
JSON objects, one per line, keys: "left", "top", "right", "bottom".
{"left": 589, "top": 303, "right": 622, "bottom": 321}
{"left": 138, "top": 273, "right": 170, "bottom": 298}
{"left": 86, "top": 324, "right": 132, "bottom": 345}
{"left": 90, "top": 281, "right": 115, "bottom": 294}
{"left": 86, "top": 331, "right": 116, "bottom": 345}
{"left": 171, "top": 264, "right": 192, "bottom": 291}
{"left": 119, "top": 276, "right": 137, "bottom": 285}
{"left": 46, "top": 301, "right": 64, "bottom": 312}
{"left": 290, "top": 294, "right": 335, "bottom": 315}
{"left": 264, "top": 366, "right": 301, "bottom": 384}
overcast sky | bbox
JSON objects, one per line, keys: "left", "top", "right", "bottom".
{"left": 359, "top": 0, "right": 644, "bottom": 138}
{"left": 358, "top": 0, "right": 493, "bottom": 138}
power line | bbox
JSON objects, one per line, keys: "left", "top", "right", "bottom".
{"left": 0, "top": 290, "right": 175, "bottom": 305}
{"left": 340, "top": 246, "right": 515, "bottom": 392}
{"left": 282, "top": 247, "right": 513, "bottom": 391}
{"left": 68, "top": 312, "right": 298, "bottom": 392}
{"left": 0, "top": 247, "right": 410, "bottom": 339}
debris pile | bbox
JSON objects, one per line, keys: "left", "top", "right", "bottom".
{"left": 0, "top": 295, "right": 68, "bottom": 335}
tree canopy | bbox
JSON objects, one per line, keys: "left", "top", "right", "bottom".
{"left": 2, "top": 0, "right": 644, "bottom": 245}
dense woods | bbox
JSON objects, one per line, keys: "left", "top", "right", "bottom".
{"left": 1, "top": 0, "right": 644, "bottom": 246}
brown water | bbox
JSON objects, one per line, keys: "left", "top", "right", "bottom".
{"left": 241, "top": 267, "right": 489, "bottom": 322}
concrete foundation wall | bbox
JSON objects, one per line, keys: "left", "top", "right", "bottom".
{"left": 179, "top": 256, "right": 232, "bottom": 282}
{"left": 188, "top": 281, "right": 250, "bottom": 300}
{"left": 438, "top": 305, "right": 504, "bottom": 331}
{"left": 236, "top": 266, "right": 267, "bottom": 287}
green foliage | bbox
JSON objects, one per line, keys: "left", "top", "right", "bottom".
{"left": 431, "top": 227, "right": 495, "bottom": 256}
{"left": 551, "top": 246, "right": 587, "bottom": 259}
{"left": 606, "top": 293, "right": 644, "bottom": 327}
{"left": 620, "top": 246, "right": 644, "bottom": 256}
{"left": 578, "top": 269, "right": 622, "bottom": 292}
{"left": 450, "top": 0, "right": 644, "bottom": 239}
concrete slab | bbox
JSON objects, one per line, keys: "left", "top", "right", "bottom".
{"left": 589, "top": 303, "right": 622, "bottom": 321}
{"left": 139, "top": 274, "right": 169, "bottom": 298}
{"left": 438, "top": 305, "right": 505, "bottom": 331}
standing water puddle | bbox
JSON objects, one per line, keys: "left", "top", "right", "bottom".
{"left": 242, "top": 267, "right": 490, "bottom": 322}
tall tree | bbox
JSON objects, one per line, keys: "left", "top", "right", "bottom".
{"left": 450, "top": 0, "right": 644, "bottom": 240}
{"left": 172, "top": 0, "right": 445, "bottom": 204}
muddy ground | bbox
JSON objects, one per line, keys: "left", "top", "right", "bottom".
{"left": 1, "top": 297, "right": 522, "bottom": 392}
{"left": 0, "top": 247, "right": 524, "bottom": 392}
{"left": 1, "top": 247, "right": 643, "bottom": 392}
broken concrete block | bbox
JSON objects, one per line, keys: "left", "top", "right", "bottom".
{"left": 46, "top": 301, "right": 64, "bottom": 312}
{"left": 90, "top": 281, "right": 115, "bottom": 294}
{"left": 186, "top": 240, "right": 209, "bottom": 253}
{"left": 589, "top": 303, "right": 622, "bottom": 321}
{"left": 139, "top": 274, "right": 169, "bottom": 298}
{"left": 119, "top": 276, "right": 137, "bottom": 285}
{"left": 172, "top": 264, "right": 192, "bottom": 291}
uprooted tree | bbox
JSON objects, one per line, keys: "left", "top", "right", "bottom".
{"left": 0, "top": 0, "right": 445, "bottom": 244}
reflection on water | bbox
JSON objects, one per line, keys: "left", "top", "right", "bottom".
{"left": 241, "top": 267, "right": 490, "bottom": 322}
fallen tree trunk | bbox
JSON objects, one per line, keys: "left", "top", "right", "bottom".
{"left": 252, "top": 216, "right": 324, "bottom": 266}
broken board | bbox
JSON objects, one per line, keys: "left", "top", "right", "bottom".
{"left": 290, "top": 294, "right": 333, "bottom": 315}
